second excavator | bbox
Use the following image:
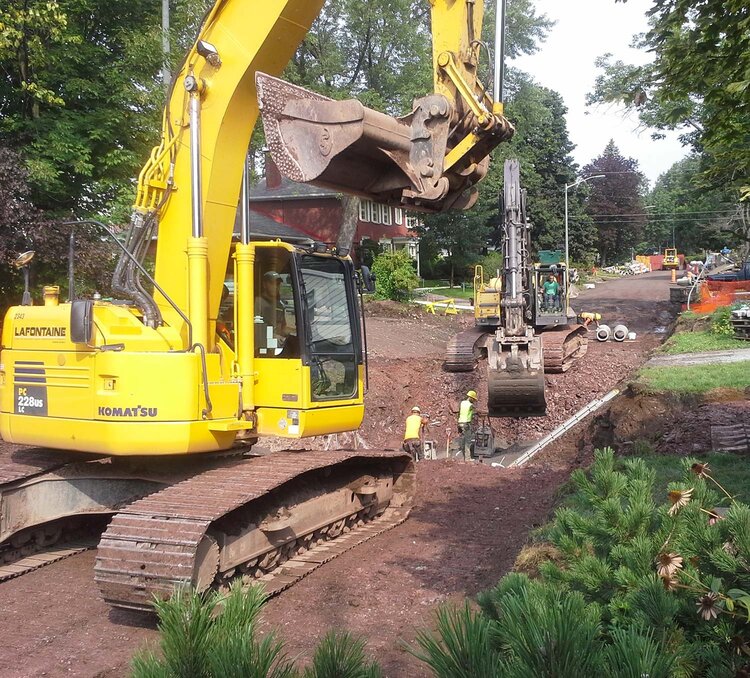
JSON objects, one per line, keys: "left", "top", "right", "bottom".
{"left": 444, "top": 160, "right": 588, "bottom": 417}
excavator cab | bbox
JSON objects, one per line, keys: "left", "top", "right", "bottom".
{"left": 245, "top": 243, "right": 364, "bottom": 437}
{"left": 0, "top": 239, "right": 365, "bottom": 455}
{"left": 533, "top": 253, "right": 569, "bottom": 327}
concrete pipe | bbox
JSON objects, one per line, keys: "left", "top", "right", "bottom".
{"left": 613, "top": 324, "right": 629, "bottom": 342}
{"left": 596, "top": 324, "right": 611, "bottom": 342}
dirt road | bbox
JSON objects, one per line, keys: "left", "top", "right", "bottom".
{"left": 0, "top": 272, "right": 676, "bottom": 677}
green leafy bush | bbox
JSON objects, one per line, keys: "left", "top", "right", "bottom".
{"left": 370, "top": 249, "right": 419, "bottom": 301}
{"left": 710, "top": 306, "right": 734, "bottom": 337}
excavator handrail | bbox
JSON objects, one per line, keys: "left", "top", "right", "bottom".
{"left": 61, "top": 219, "right": 193, "bottom": 347}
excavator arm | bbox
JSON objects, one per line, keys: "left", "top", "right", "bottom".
{"left": 121, "top": 0, "right": 513, "bottom": 349}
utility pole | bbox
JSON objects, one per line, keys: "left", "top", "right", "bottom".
{"left": 161, "top": 0, "right": 170, "bottom": 90}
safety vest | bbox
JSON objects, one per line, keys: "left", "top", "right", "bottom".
{"left": 404, "top": 414, "right": 422, "bottom": 440}
{"left": 458, "top": 399, "right": 474, "bottom": 424}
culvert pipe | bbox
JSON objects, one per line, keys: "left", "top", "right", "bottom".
{"left": 596, "top": 324, "right": 611, "bottom": 342}
{"left": 613, "top": 324, "right": 629, "bottom": 342}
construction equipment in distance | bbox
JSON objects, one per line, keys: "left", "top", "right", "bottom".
{"left": 444, "top": 159, "right": 587, "bottom": 418}
{"left": 0, "top": 0, "right": 514, "bottom": 610}
{"left": 663, "top": 248, "right": 680, "bottom": 269}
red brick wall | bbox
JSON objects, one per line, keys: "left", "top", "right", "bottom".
{"left": 249, "top": 198, "right": 414, "bottom": 244}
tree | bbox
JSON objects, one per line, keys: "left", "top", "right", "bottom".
{"left": 371, "top": 249, "right": 419, "bottom": 301}
{"left": 583, "top": 141, "right": 647, "bottom": 265}
{"left": 0, "top": 0, "right": 167, "bottom": 215}
{"left": 646, "top": 155, "right": 738, "bottom": 255}
{"left": 422, "top": 71, "right": 594, "bottom": 280}
{"left": 491, "top": 72, "right": 595, "bottom": 260}
{"left": 0, "top": 146, "right": 112, "bottom": 310}
{"left": 588, "top": 0, "right": 750, "bottom": 193}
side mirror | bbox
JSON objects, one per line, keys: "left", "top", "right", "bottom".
{"left": 70, "top": 300, "right": 94, "bottom": 344}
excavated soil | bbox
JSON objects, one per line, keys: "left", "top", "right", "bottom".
{"left": 0, "top": 272, "right": 684, "bottom": 677}
{"left": 603, "top": 387, "right": 750, "bottom": 456}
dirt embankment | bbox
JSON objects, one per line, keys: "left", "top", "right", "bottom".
{"left": 599, "top": 386, "right": 750, "bottom": 455}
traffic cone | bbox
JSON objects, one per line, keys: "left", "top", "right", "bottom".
{"left": 671, "top": 268, "right": 676, "bottom": 283}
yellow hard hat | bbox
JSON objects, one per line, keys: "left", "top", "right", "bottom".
{"left": 467, "top": 390, "right": 477, "bottom": 399}
{"left": 411, "top": 406, "right": 421, "bottom": 413}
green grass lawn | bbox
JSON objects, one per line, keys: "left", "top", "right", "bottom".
{"left": 637, "top": 360, "right": 750, "bottom": 393}
{"left": 658, "top": 330, "right": 749, "bottom": 354}
{"left": 436, "top": 286, "right": 475, "bottom": 300}
{"left": 629, "top": 452, "right": 750, "bottom": 504}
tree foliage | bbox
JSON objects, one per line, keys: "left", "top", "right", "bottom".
{"left": 588, "top": 0, "right": 750, "bottom": 192}
{"left": 132, "top": 582, "right": 382, "bottom": 678}
{"left": 645, "top": 155, "right": 739, "bottom": 255}
{"left": 0, "top": 145, "right": 111, "bottom": 309}
{"left": 0, "top": 0, "right": 169, "bottom": 214}
{"left": 413, "top": 449, "right": 750, "bottom": 676}
{"left": 582, "top": 141, "right": 647, "bottom": 265}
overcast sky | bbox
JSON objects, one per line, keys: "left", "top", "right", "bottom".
{"left": 511, "top": 0, "right": 688, "bottom": 187}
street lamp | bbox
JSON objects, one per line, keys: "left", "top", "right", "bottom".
{"left": 564, "top": 174, "right": 605, "bottom": 270}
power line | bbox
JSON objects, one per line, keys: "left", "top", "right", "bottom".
{"left": 591, "top": 216, "right": 735, "bottom": 225}
{"left": 591, "top": 209, "right": 735, "bottom": 218}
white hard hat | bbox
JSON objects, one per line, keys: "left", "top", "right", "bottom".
{"left": 411, "top": 406, "right": 421, "bottom": 413}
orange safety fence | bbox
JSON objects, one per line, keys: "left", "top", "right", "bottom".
{"left": 689, "top": 279, "right": 750, "bottom": 313}
{"left": 706, "top": 280, "right": 750, "bottom": 293}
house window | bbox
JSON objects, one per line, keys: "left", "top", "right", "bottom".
{"left": 405, "top": 214, "right": 421, "bottom": 230}
{"left": 381, "top": 205, "right": 392, "bottom": 226}
{"left": 394, "top": 208, "right": 403, "bottom": 225}
{"left": 370, "top": 201, "right": 381, "bottom": 224}
{"left": 359, "top": 200, "right": 371, "bottom": 222}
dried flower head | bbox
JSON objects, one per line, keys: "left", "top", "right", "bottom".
{"left": 668, "top": 488, "right": 694, "bottom": 516}
{"left": 723, "top": 541, "right": 738, "bottom": 556}
{"left": 691, "top": 462, "right": 711, "bottom": 478}
{"left": 655, "top": 552, "right": 684, "bottom": 578}
{"left": 661, "top": 575, "right": 679, "bottom": 592}
{"left": 696, "top": 591, "right": 720, "bottom": 621}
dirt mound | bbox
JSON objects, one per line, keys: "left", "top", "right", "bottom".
{"left": 602, "top": 388, "right": 750, "bottom": 455}
{"left": 365, "top": 299, "right": 423, "bottom": 319}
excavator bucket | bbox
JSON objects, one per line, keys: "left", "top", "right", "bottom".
{"left": 486, "top": 332, "right": 547, "bottom": 418}
{"left": 256, "top": 73, "right": 494, "bottom": 212}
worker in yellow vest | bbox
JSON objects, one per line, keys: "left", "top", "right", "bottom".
{"left": 403, "top": 406, "right": 426, "bottom": 461}
{"left": 458, "top": 390, "right": 477, "bottom": 461}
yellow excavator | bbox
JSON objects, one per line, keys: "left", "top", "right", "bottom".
{"left": 444, "top": 160, "right": 587, "bottom": 417}
{"left": 0, "top": 0, "right": 513, "bottom": 609}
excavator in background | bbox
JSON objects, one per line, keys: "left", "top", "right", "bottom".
{"left": 444, "top": 160, "right": 587, "bottom": 417}
{"left": 0, "top": 0, "right": 513, "bottom": 609}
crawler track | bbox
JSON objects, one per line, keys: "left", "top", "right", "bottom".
{"left": 444, "top": 326, "right": 488, "bottom": 372}
{"left": 95, "top": 449, "right": 414, "bottom": 610}
{"left": 0, "top": 542, "right": 92, "bottom": 582}
{"left": 541, "top": 325, "right": 588, "bottom": 373}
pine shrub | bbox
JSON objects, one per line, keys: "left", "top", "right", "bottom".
{"left": 414, "top": 449, "right": 750, "bottom": 677}
{"left": 131, "top": 583, "right": 378, "bottom": 678}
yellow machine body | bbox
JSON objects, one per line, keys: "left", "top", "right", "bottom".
{"left": 0, "top": 0, "right": 508, "bottom": 458}
{"left": 0, "top": 242, "right": 365, "bottom": 455}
